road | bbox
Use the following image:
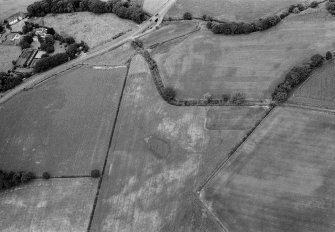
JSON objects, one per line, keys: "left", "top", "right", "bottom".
{"left": 0, "top": 0, "right": 177, "bottom": 105}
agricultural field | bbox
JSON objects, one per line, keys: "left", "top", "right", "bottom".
{"left": 166, "top": 0, "right": 308, "bottom": 21}
{"left": 85, "top": 43, "right": 136, "bottom": 66}
{"left": 42, "top": 12, "right": 136, "bottom": 49}
{"left": 152, "top": 7, "right": 335, "bottom": 101}
{"left": 141, "top": 20, "right": 199, "bottom": 48}
{"left": 202, "top": 106, "right": 335, "bottom": 232}
{"left": 290, "top": 60, "right": 335, "bottom": 109}
{"left": 0, "top": 178, "right": 98, "bottom": 231}
{"left": 142, "top": 0, "right": 169, "bottom": 15}
{"left": 0, "top": 65, "right": 127, "bottom": 176}
{"left": 0, "top": 45, "right": 21, "bottom": 72}
{"left": 89, "top": 55, "right": 269, "bottom": 232}
{"left": 0, "top": 0, "right": 34, "bottom": 22}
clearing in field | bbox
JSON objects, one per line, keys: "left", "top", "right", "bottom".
{"left": 0, "top": 65, "right": 127, "bottom": 176}
{"left": 202, "top": 106, "right": 335, "bottom": 232}
{"left": 290, "top": 60, "right": 335, "bottom": 109}
{"left": 42, "top": 12, "right": 136, "bottom": 49}
{"left": 152, "top": 8, "right": 335, "bottom": 101}
{"left": 0, "top": 178, "right": 97, "bottom": 231}
{"left": 89, "top": 55, "right": 268, "bottom": 232}
{"left": 0, "top": 45, "right": 21, "bottom": 72}
{"left": 167, "top": 0, "right": 307, "bottom": 21}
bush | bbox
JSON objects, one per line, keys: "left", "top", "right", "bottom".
{"left": 45, "top": 35, "right": 55, "bottom": 45}
{"left": 326, "top": 2, "right": 335, "bottom": 15}
{"left": 0, "top": 170, "right": 35, "bottom": 190}
{"left": 230, "top": 93, "right": 246, "bottom": 105}
{"left": 41, "top": 53, "right": 49, "bottom": 58}
{"left": 297, "top": 4, "right": 305, "bottom": 11}
{"left": 66, "top": 43, "right": 78, "bottom": 59}
{"left": 288, "top": 5, "right": 296, "bottom": 13}
{"left": 310, "top": 1, "right": 319, "bottom": 8}
{"left": 326, "top": 51, "right": 333, "bottom": 60}
{"left": 131, "top": 38, "right": 143, "bottom": 49}
{"left": 310, "top": 54, "right": 324, "bottom": 68}
{"left": 206, "top": 21, "right": 213, "bottom": 29}
{"left": 47, "top": 27, "right": 55, "bottom": 35}
{"left": 34, "top": 53, "right": 69, "bottom": 72}
{"left": 0, "top": 72, "right": 23, "bottom": 92}
{"left": 202, "top": 14, "right": 207, "bottom": 20}
{"left": 222, "top": 94, "right": 230, "bottom": 102}
{"left": 20, "top": 172, "right": 35, "bottom": 183}
{"left": 293, "top": 7, "right": 300, "bottom": 14}
{"left": 45, "top": 45, "right": 55, "bottom": 53}
{"left": 42, "top": 172, "right": 51, "bottom": 179}
{"left": 203, "top": 93, "right": 213, "bottom": 104}
{"left": 162, "top": 87, "right": 176, "bottom": 101}
{"left": 65, "top": 36, "right": 75, "bottom": 44}
{"left": 183, "top": 12, "right": 192, "bottom": 20}
{"left": 91, "top": 169, "right": 100, "bottom": 178}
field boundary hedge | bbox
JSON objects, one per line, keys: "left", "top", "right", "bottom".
{"left": 131, "top": 42, "right": 264, "bottom": 106}
{"left": 272, "top": 51, "right": 333, "bottom": 103}
{"left": 165, "top": 0, "right": 327, "bottom": 36}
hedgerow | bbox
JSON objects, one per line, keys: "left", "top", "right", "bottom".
{"left": 0, "top": 170, "right": 35, "bottom": 190}
{"left": 27, "top": 0, "right": 146, "bottom": 24}
{"left": 272, "top": 53, "right": 327, "bottom": 103}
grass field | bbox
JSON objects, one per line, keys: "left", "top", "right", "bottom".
{"left": 89, "top": 55, "right": 268, "bottom": 232}
{"left": 290, "top": 60, "right": 335, "bottom": 108}
{"left": 167, "top": 0, "right": 308, "bottom": 21}
{"left": 152, "top": 8, "right": 335, "bottom": 101}
{"left": 0, "top": 65, "right": 127, "bottom": 176}
{"left": 0, "top": 45, "right": 21, "bottom": 72}
{"left": 42, "top": 12, "right": 136, "bottom": 49}
{"left": 202, "top": 106, "right": 335, "bottom": 232}
{"left": 0, "top": 178, "right": 97, "bottom": 231}
{"left": 0, "top": 0, "right": 34, "bottom": 22}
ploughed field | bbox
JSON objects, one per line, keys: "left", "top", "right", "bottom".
{"left": 290, "top": 60, "right": 335, "bottom": 108}
{"left": 151, "top": 8, "right": 335, "bottom": 101}
{"left": 202, "top": 107, "right": 335, "bottom": 232}
{"left": 89, "top": 55, "right": 269, "bottom": 232}
{"left": 0, "top": 178, "right": 98, "bottom": 231}
{"left": 0, "top": 65, "right": 127, "bottom": 176}
{"left": 166, "top": 0, "right": 307, "bottom": 21}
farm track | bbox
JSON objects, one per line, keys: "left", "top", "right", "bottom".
{"left": 86, "top": 61, "right": 131, "bottom": 232}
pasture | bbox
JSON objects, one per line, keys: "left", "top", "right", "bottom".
{"left": 167, "top": 0, "right": 308, "bottom": 21}
{"left": 0, "top": 45, "right": 21, "bottom": 72}
{"left": 203, "top": 106, "right": 335, "bottom": 232}
{"left": 0, "top": 178, "right": 97, "bottom": 231}
{"left": 290, "top": 60, "right": 335, "bottom": 108}
{"left": 152, "top": 8, "right": 335, "bottom": 101}
{"left": 42, "top": 12, "right": 136, "bottom": 49}
{"left": 0, "top": 65, "right": 127, "bottom": 176}
{"left": 89, "top": 55, "right": 268, "bottom": 232}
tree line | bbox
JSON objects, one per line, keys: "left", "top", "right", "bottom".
{"left": 0, "top": 170, "right": 35, "bottom": 190}
{"left": 27, "top": 0, "right": 146, "bottom": 24}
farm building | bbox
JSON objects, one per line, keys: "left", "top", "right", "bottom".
{"left": 35, "top": 28, "right": 47, "bottom": 38}
{"left": 6, "top": 12, "right": 27, "bottom": 26}
{"left": 16, "top": 48, "right": 38, "bottom": 68}
{"left": 0, "top": 33, "right": 22, "bottom": 45}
